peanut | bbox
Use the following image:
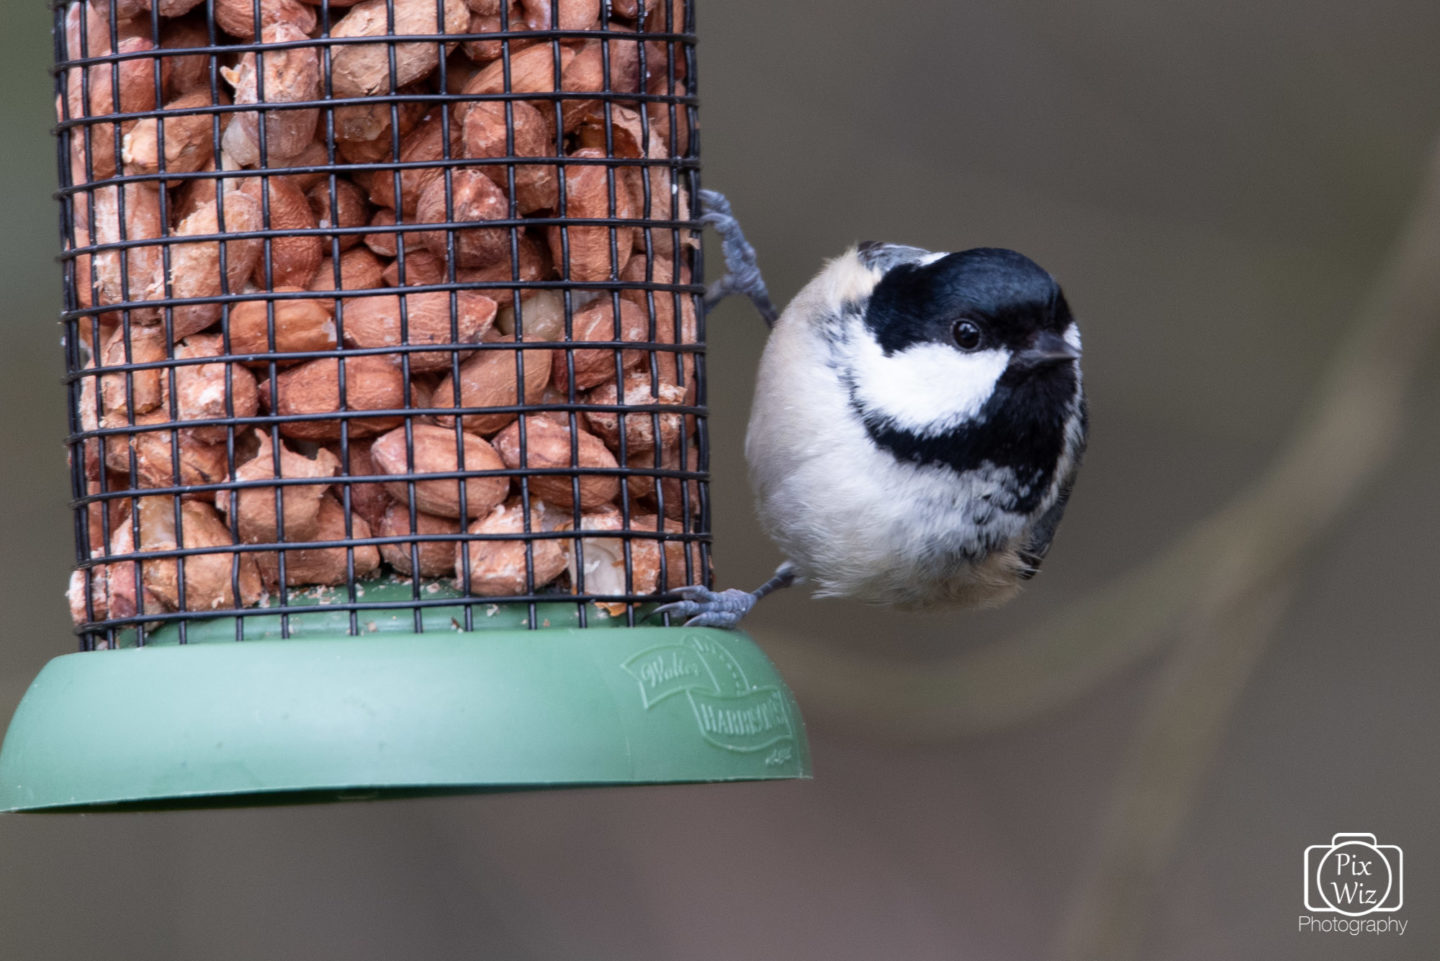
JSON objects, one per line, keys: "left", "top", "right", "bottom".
{"left": 164, "top": 190, "right": 265, "bottom": 340}
{"left": 170, "top": 333, "right": 262, "bottom": 444}
{"left": 103, "top": 497, "right": 266, "bottom": 614}
{"left": 326, "top": 0, "right": 469, "bottom": 99}
{"left": 227, "top": 290, "right": 339, "bottom": 361}
{"left": 431, "top": 335, "right": 552, "bottom": 435}
{"left": 562, "top": 504, "right": 659, "bottom": 613}
{"left": 369, "top": 422, "right": 510, "bottom": 519}
{"left": 456, "top": 497, "right": 568, "bottom": 596}
{"left": 583, "top": 370, "right": 687, "bottom": 455}
{"left": 626, "top": 441, "right": 701, "bottom": 521}
{"left": 220, "top": 22, "right": 320, "bottom": 166}
{"left": 240, "top": 174, "right": 325, "bottom": 289}
{"left": 101, "top": 408, "right": 230, "bottom": 491}
{"left": 217, "top": 429, "right": 339, "bottom": 543}
{"left": 122, "top": 90, "right": 220, "bottom": 182}
{"left": 491, "top": 413, "right": 619, "bottom": 511}
{"left": 324, "top": 438, "right": 392, "bottom": 535}
{"left": 212, "top": 0, "right": 316, "bottom": 42}
{"left": 414, "top": 166, "right": 512, "bottom": 268}
{"left": 338, "top": 289, "right": 497, "bottom": 372}
{"left": 365, "top": 111, "right": 464, "bottom": 214}
{"left": 87, "top": 181, "right": 166, "bottom": 318}
{"left": 306, "top": 178, "right": 369, "bottom": 252}
{"left": 309, "top": 247, "right": 387, "bottom": 293}
{"left": 551, "top": 295, "right": 651, "bottom": 394}
{"left": 254, "top": 494, "right": 381, "bottom": 587}
{"left": 98, "top": 323, "right": 167, "bottom": 417}
{"left": 461, "top": 99, "right": 556, "bottom": 214}
{"left": 546, "top": 147, "right": 639, "bottom": 282}
{"left": 518, "top": 0, "right": 600, "bottom": 31}
{"left": 259, "top": 354, "right": 408, "bottom": 439}
{"left": 379, "top": 502, "right": 461, "bottom": 577}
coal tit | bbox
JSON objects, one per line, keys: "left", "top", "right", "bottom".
{"left": 657, "top": 192, "right": 1086, "bottom": 629}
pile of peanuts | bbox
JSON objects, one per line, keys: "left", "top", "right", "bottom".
{"left": 60, "top": 0, "right": 707, "bottom": 629}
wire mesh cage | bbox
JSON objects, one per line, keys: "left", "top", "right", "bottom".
{"left": 56, "top": 0, "right": 712, "bottom": 649}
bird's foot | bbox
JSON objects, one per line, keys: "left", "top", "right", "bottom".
{"left": 651, "top": 562, "right": 799, "bottom": 630}
{"left": 652, "top": 585, "right": 760, "bottom": 630}
{"left": 698, "top": 189, "right": 779, "bottom": 326}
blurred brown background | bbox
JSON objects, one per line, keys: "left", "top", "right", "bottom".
{"left": 2, "top": 2, "right": 1438, "bottom": 959}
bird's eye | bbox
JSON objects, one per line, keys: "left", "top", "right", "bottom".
{"left": 953, "top": 320, "right": 984, "bottom": 351}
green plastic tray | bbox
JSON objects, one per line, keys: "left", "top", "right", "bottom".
{"left": 0, "top": 588, "right": 809, "bottom": 811}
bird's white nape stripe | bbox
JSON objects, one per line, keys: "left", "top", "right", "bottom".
{"left": 850, "top": 335, "right": 1010, "bottom": 436}
{"left": 1063, "top": 322, "right": 1081, "bottom": 352}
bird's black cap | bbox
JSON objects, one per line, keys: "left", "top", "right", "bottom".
{"left": 863, "top": 247, "right": 1072, "bottom": 357}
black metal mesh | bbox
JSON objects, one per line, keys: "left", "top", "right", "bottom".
{"left": 57, "top": 0, "right": 710, "bottom": 649}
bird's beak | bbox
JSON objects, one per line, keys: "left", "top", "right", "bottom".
{"left": 1012, "top": 329, "right": 1081, "bottom": 369}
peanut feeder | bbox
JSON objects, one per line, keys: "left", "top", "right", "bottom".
{"left": 0, "top": 0, "right": 809, "bottom": 811}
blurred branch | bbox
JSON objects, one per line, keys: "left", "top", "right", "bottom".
{"left": 1052, "top": 580, "right": 1294, "bottom": 960}
{"left": 1047, "top": 136, "right": 1440, "bottom": 959}
{"left": 766, "top": 137, "right": 1440, "bottom": 739}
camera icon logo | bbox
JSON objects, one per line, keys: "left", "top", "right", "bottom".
{"left": 1303, "top": 833, "right": 1403, "bottom": 916}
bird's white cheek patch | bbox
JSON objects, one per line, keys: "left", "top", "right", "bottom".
{"left": 851, "top": 340, "right": 1009, "bottom": 435}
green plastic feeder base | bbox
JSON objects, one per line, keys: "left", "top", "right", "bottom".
{"left": 0, "top": 623, "right": 810, "bottom": 811}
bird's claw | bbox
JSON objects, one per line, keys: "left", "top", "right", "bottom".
{"left": 651, "top": 584, "right": 758, "bottom": 630}
{"left": 698, "top": 189, "right": 778, "bottom": 325}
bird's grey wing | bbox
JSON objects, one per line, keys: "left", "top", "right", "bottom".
{"left": 1017, "top": 480, "right": 1074, "bottom": 578}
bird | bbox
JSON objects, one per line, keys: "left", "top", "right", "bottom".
{"left": 656, "top": 190, "right": 1087, "bottom": 629}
